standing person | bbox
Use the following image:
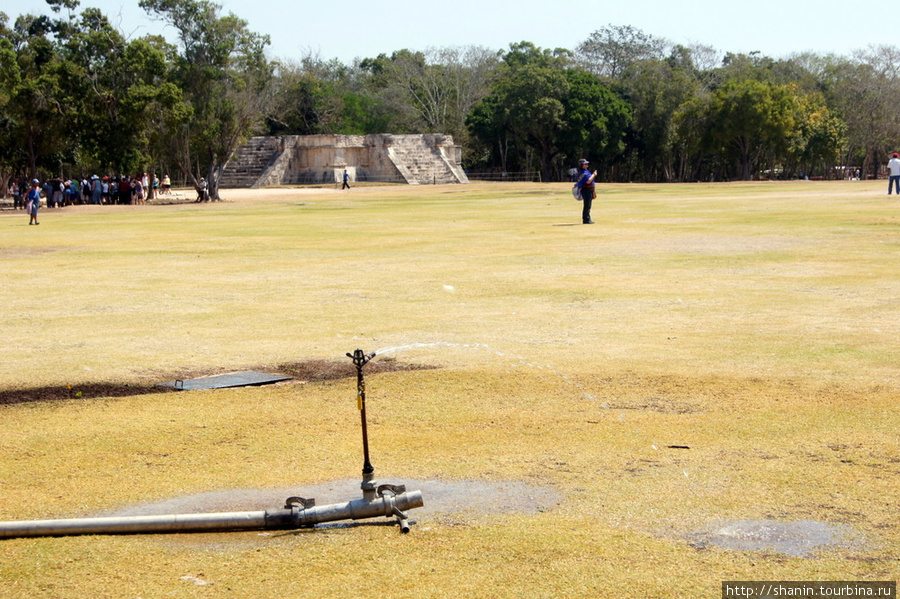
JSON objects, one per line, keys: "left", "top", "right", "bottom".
{"left": 574, "top": 158, "right": 597, "bottom": 224}
{"left": 888, "top": 153, "right": 900, "bottom": 195}
{"left": 12, "top": 178, "right": 22, "bottom": 210}
{"left": 27, "top": 179, "right": 41, "bottom": 225}
{"left": 161, "top": 174, "right": 171, "bottom": 195}
{"left": 63, "top": 180, "right": 73, "bottom": 206}
{"left": 119, "top": 176, "right": 131, "bottom": 205}
{"left": 342, "top": 169, "right": 351, "bottom": 189}
{"left": 196, "top": 177, "right": 207, "bottom": 202}
{"left": 91, "top": 175, "right": 102, "bottom": 205}
{"left": 132, "top": 175, "right": 144, "bottom": 204}
{"left": 51, "top": 179, "right": 63, "bottom": 208}
{"left": 42, "top": 180, "right": 52, "bottom": 207}
{"left": 25, "top": 181, "right": 33, "bottom": 214}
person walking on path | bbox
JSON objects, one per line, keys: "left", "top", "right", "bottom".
{"left": 888, "top": 153, "right": 900, "bottom": 195}
{"left": 574, "top": 158, "right": 597, "bottom": 224}
{"left": 26, "top": 179, "right": 41, "bottom": 225}
{"left": 342, "top": 169, "right": 351, "bottom": 189}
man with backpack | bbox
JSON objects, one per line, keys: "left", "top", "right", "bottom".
{"left": 574, "top": 158, "right": 598, "bottom": 224}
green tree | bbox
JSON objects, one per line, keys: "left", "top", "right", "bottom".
{"left": 559, "top": 69, "right": 631, "bottom": 176}
{"left": 139, "top": 0, "right": 274, "bottom": 200}
{"left": 467, "top": 43, "right": 628, "bottom": 181}
{"left": 0, "top": 14, "right": 23, "bottom": 188}
{"left": 1, "top": 2, "right": 187, "bottom": 184}
{"left": 705, "top": 79, "right": 801, "bottom": 180}
{"left": 268, "top": 54, "right": 366, "bottom": 135}
{"left": 619, "top": 45, "right": 703, "bottom": 181}
{"left": 0, "top": 17, "right": 19, "bottom": 109}
{"left": 57, "top": 10, "right": 186, "bottom": 177}
{"left": 781, "top": 93, "right": 846, "bottom": 178}
{"left": 466, "top": 91, "right": 516, "bottom": 173}
{"left": 467, "top": 42, "right": 572, "bottom": 178}
{"left": 501, "top": 40, "right": 571, "bottom": 70}
{"left": 5, "top": 12, "right": 72, "bottom": 178}
{"left": 356, "top": 50, "right": 429, "bottom": 133}
{"left": 502, "top": 63, "right": 568, "bottom": 179}
{"left": 672, "top": 90, "right": 715, "bottom": 181}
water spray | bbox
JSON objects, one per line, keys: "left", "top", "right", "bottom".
{"left": 0, "top": 349, "right": 423, "bottom": 539}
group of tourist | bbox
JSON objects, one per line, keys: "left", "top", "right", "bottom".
{"left": 6, "top": 173, "right": 170, "bottom": 210}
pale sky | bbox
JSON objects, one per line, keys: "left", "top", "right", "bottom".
{"left": 12, "top": 0, "right": 888, "bottom": 65}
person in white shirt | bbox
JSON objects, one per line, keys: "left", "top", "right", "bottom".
{"left": 888, "top": 152, "right": 900, "bottom": 195}
{"left": 197, "top": 177, "right": 208, "bottom": 202}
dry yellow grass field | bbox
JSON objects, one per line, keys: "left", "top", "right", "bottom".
{"left": 0, "top": 181, "right": 897, "bottom": 597}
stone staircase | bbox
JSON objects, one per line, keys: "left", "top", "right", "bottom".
{"left": 385, "top": 135, "right": 467, "bottom": 185}
{"left": 220, "top": 137, "right": 282, "bottom": 188}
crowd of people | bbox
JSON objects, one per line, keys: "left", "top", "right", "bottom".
{"left": 6, "top": 173, "right": 175, "bottom": 210}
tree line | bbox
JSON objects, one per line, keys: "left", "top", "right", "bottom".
{"left": 3, "top": 2, "right": 900, "bottom": 198}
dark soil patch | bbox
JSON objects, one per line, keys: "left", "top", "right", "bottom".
{"left": 0, "top": 359, "right": 438, "bottom": 406}
{"left": 276, "top": 358, "right": 438, "bottom": 382}
{"left": 0, "top": 383, "right": 178, "bottom": 405}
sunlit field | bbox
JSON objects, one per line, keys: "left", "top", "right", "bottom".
{"left": 0, "top": 181, "right": 897, "bottom": 597}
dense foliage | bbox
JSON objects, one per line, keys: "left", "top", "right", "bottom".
{"left": 3, "top": 5, "right": 900, "bottom": 188}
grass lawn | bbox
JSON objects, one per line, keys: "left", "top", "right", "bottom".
{"left": 0, "top": 181, "right": 897, "bottom": 597}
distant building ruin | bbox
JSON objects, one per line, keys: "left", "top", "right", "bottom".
{"left": 219, "top": 134, "right": 468, "bottom": 188}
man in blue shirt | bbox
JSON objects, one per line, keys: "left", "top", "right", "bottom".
{"left": 27, "top": 179, "right": 41, "bottom": 225}
{"left": 574, "top": 159, "right": 597, "bottom": 224}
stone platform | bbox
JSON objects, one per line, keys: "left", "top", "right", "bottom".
{"left": 220, "top": 134, "right": 468, "bottom": 188}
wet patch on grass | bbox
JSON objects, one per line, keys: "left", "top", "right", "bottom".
{"left": 685, "top": 519, "right": 859, "bottom": 557}
{"left": 98, "top": 478, "right": 560, "bottom": 548}
{"left": 105, "top": 478, "right": 559, "bottom": 522}
{"left": 81, "top": 478, "right": 558, "bottom": 550}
